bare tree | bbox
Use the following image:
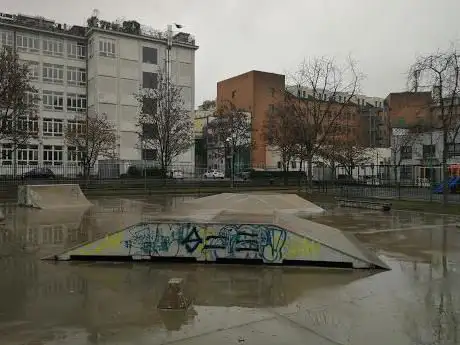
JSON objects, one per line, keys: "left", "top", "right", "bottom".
{"left": 65, "top": 113, "right": 117, "bottom": 180}
{"left": 409, "top": 48, "right": 460, "bottom": 204}
{"left": 136, "top": 69, "right": 193, "bottom": 176}
{"left": 288, "top": 56, "right": 362, "bottom": 189}
{"left": 330, "top": 138, "right": 371, "bottom": 178}
{"left": 0, "top": 47, "right": 39, "bottom": 172}
{"left": 206, "top": 101, "right": 252, "bottom": 173}
{"left": 198, "top": 99, "right": 216, "bottom": 111}
{"left": 264, "top": 96, "right": 300, "bottom": 182}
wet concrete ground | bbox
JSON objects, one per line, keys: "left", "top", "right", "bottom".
{"left": 1, "top": 196, "right": 460, "bottom": 345}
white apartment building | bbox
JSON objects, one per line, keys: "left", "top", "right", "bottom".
{"left": 0, "top": 12, "right": 197, "bottom": 176}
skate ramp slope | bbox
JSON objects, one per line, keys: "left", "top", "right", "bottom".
{"left": 18, "top": 184, "right": 92, "bottom": 209}
{"left": 174, "top": 193, "right": 325, "bottom": 217}
{"left": 52, "top": 210, "right": 389, "bottom": 270}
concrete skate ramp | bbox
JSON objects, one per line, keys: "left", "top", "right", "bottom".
{"left": 175, "top": 193, "right": 325, "bottom": 217}
{"left": 18, "top": 184, "right": 92, "bottom": 209}
{"left": 51, "top": 210, "right": 389, "bottom": 269}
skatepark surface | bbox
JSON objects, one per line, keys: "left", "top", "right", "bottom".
{"left": 1, "top": 195, "right": 459, "bottom": 345}
{"left": 49, "top": 192, "right": 388, "bottom": 269}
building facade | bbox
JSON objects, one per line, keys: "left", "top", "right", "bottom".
{"left": 217, "top": 70, "right": 285, "bottom": 168}
{"left": 391, "top": 128, "right": 460, "bottom": 183}
{"left": 0, "top": 12, "right": 197, "bottom": 175}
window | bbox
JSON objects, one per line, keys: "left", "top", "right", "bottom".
{"left": 339, "top": 95, "right": 342, "bottom": 102}
{"left": 0, "top": 29, "right": 13, "bottom": 47}
{"left": 26, "top": 61, "right": 39, "bottom": 81}
{"left": 43, "top": 118, "right": 63, "bottom": 137}
{"left": 67, "top": 94, "right": 87, "bottom": 112}
{"left": 142, "top": 99, "right": 157, "bottom": 115}
{"left": 447, "top": 143, "right": 460, "bottom": 157}
{"left": 277, "top": 161, "right": 282, "bottom": 169}
{"left": 24, "top": 91, "right": 39, "bottom": 106}
{"left": 142, "top": 72, "right": 158, "bottom": 89}
{"left": 302, "top": 90, "right": 306, "bottom": 98}
{"left": 42, "top": 91, "right": 64, "bottom": 111}
{"left": 67, "top": 67, "right": 86, "bottom": 86}
{"left": 291, "top": 161, "right": 296, "bottom": 169}
{"left": 43, "top": 64, "right": 64, "bottom": 84}
{"left": 43, "top": 145, "right": 63, "bottom": 165}
{"left": 401, "top": 146, "right": 412, "bottom": 159}
{"left": 17, "top": 116, "right": 39, "bottom": 136}
{"left": 16, "top": 33, "right": 39, "bottom": 52}
{"left": 142, "top": 46, "right": 158, "bottom": 64}
{"left": 67, "top": 146, "right": 83, "bottom": 163}
{"left": 99, "top": 38, "right": 116, "bottom": 57}
{"left": 67, "top": 120, "right": 85, "bottom": 134}
{"left": 1, "top": 144, "right": 12, "bottom": 165}
{"left": 423, "top": 144, "right": 436, "bottom": 159}
{"left": 17, "top": 145, "right": 38, "bottom": 165}
{"left": 400, "top": 165, "right": 413, "bottom": 179}
{"left": 67, "top": 42, "right": 86, "bottom": 59}
{"left": 141, "top": 149, "right": 157, "bottom": 160}
{"left": 142, "top": 123, "right": 157, "bottom": 139}
{"left": 43, "top": 39, "right": 64, "bottom": 57}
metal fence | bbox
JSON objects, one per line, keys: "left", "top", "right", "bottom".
{"left": 0, "top": 161, "right": 459, "bottom": 203}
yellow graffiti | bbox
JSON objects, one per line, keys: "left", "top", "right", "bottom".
{"left": 285, "top": 236, "right": 321, "bottom": 259}
{"left": 75, "top": 232, "right": 124, "bottom": 255}
{"left": 197, "top": 225, "right": 217, "bottom": 261}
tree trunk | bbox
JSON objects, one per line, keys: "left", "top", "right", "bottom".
{"left": 393, "top": 165, "right": 401, "bottom": 199}
{"left": 442, "top": 128, "right": 449, "bottom": 205}
{"left": 306, "top": 154, "right": 313, "bottom": 192}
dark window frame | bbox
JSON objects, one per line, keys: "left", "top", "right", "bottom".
{"left": 142, "top": 46, "right": 158, "bottom": 64}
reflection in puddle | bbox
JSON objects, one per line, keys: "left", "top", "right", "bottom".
{"left": 0, "top": 197, "right": 459, "bottom": 344}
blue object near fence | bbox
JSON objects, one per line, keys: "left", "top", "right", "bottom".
{"left": 433, "top": 176, "right": 460, "bottom": 193}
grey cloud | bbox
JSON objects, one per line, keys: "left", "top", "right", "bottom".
{"left": 3, "top": 0, "right": 460, "bottom": 105}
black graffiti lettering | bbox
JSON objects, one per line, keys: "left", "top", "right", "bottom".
{"left": 235, "top": 231, "right": 259, "bottom": 252}
{"left": 181, "top": 226, "right": 203, "bottom": 253}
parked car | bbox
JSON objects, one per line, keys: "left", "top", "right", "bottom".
{"left": 22, "top": 167, "right": 55, "bottom": 179}
{"left": 169, "top": 170, "right": 184, "bottom": 179}
{"left": 203, "top": 169, "right": 225, "bottom": 179}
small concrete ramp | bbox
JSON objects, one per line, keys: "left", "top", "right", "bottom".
{"left": 175, "top": 193, "right": 325, "bottom": 216}
{"left": 18, "top": 184, "right": 92, "bottom": 209}
{"left": 51, "top": 211, "right": 389, "bottom": 269}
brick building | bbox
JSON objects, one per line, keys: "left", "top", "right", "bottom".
{"left": 217, "top": 70, "right": 285, "bottom": 167}
{"left": 384, "top": 92, "right": 432, "bottom": 127}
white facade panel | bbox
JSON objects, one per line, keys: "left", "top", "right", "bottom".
{"left": 119, "top": 131, "right": 139, "bottom": 160}
{"left": 118, "top": 38, "right": 139, "bottom": 61}
{"left": 98, "top": 103, "right": 117, "bottom": 122}
{"left": 120, "top": 105, "right": 138, "bottom": 128}
{"left": 97, "top": 58, "right": 117, "bottom": 77}
{"left": 119, "top": 79, "right": 139, "bottom": 106}
{"left": 97, "top": 76, "right": 117, "bottom": 104}
{"left": 119, "top": 59, "right": 139, "bottom": 80}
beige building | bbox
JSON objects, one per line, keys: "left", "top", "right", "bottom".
{"left": 0, "top": 12, "right": 198, "bottom": 175}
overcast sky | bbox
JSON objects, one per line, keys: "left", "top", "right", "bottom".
{"left": 4, "top": 0, "right": 460, "bottom": 106}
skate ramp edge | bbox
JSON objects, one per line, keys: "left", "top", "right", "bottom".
{"left": 18, "top": 184, "right": 92, "bottom": 209}
{"left": 49, "top": 215, "right": 389, "bottom": 270}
